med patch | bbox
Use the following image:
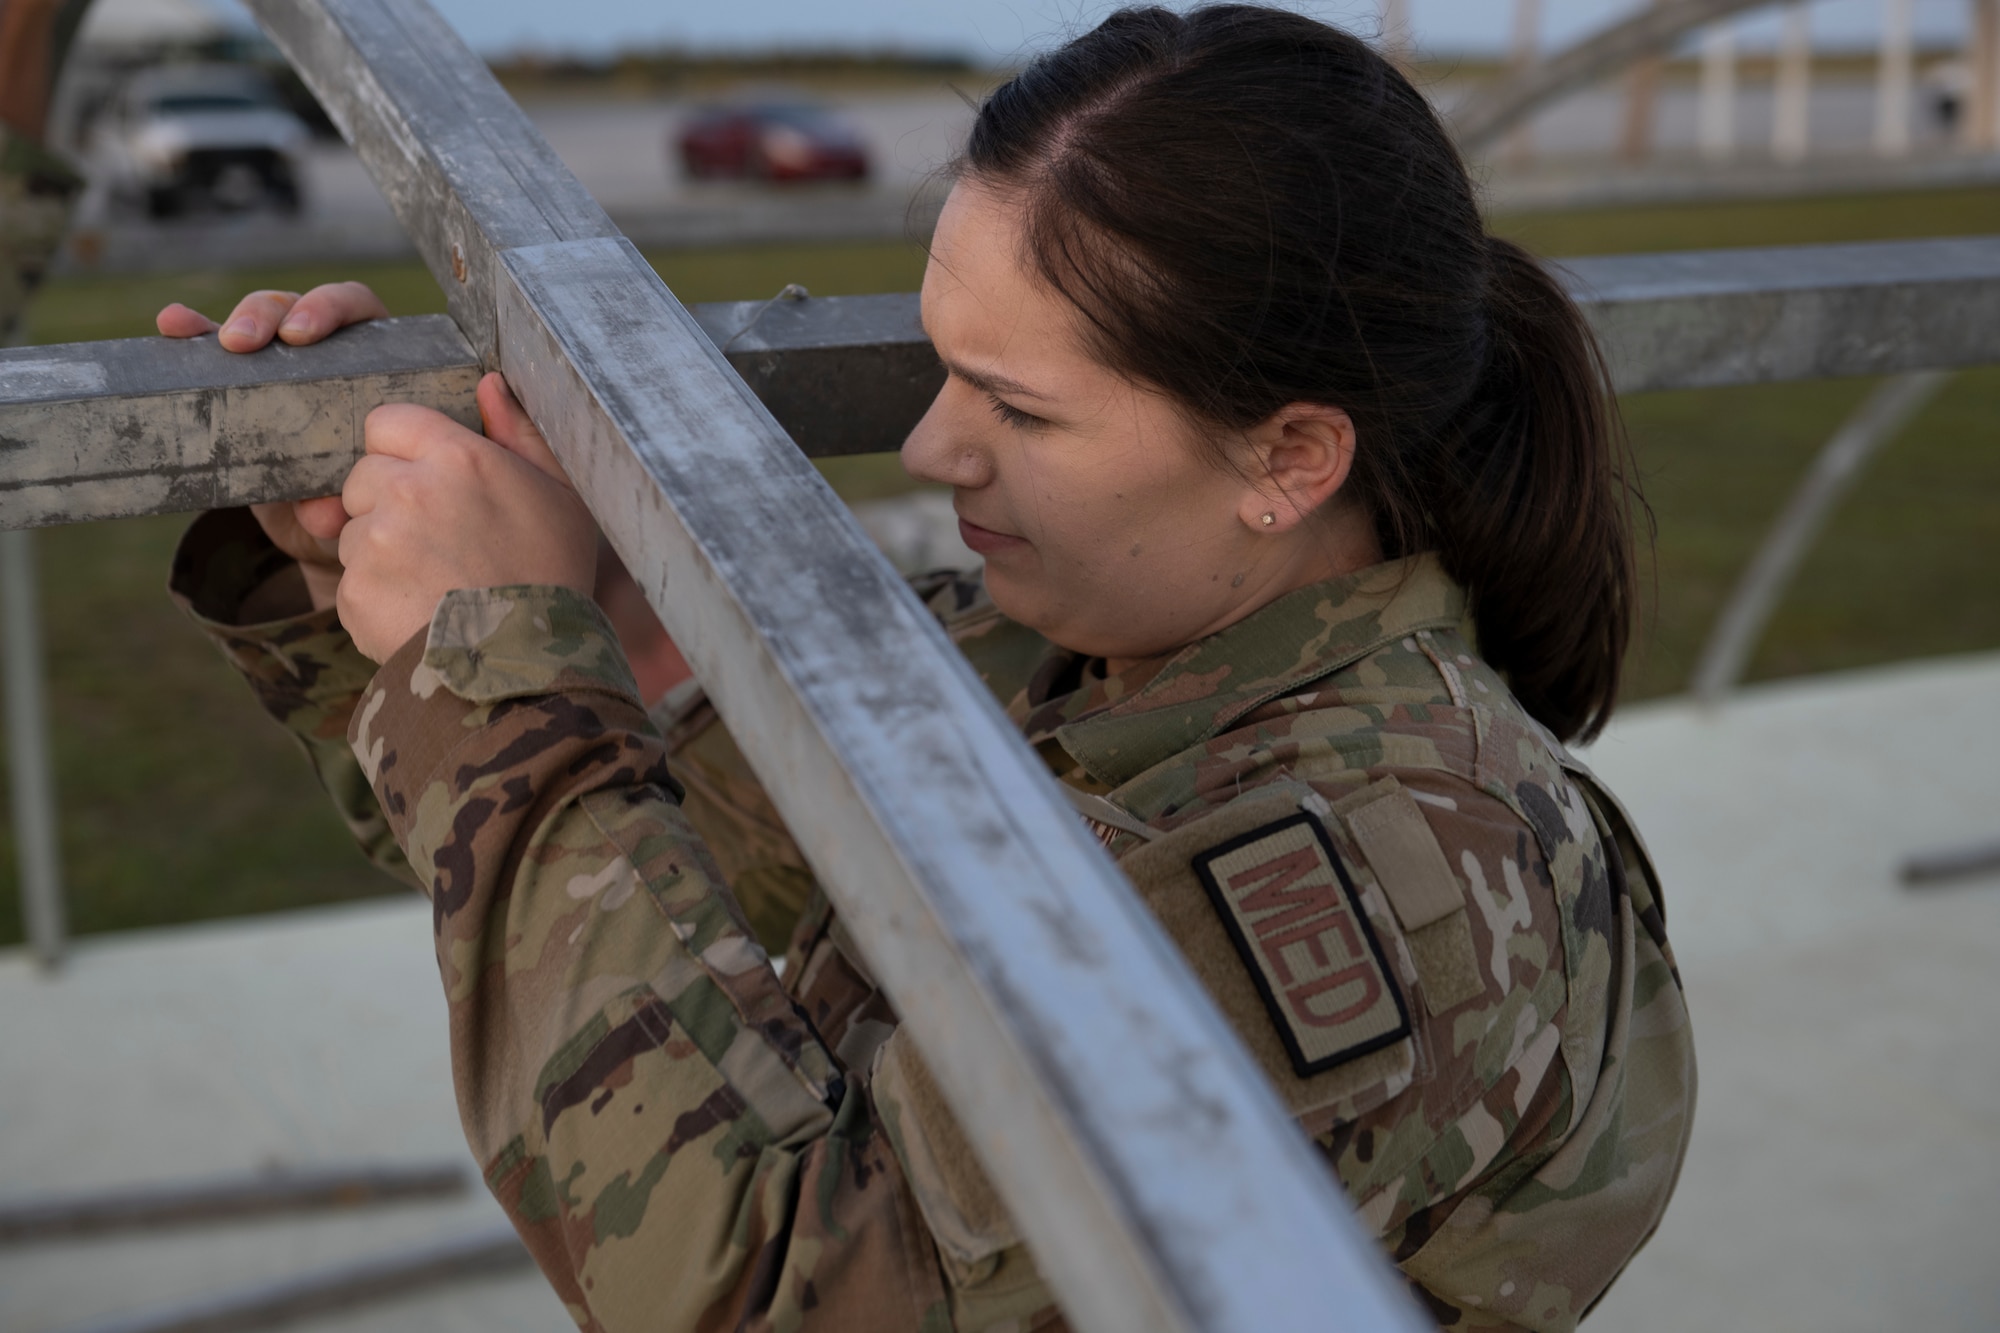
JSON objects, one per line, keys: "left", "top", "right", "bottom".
{"left": 1193, "top": 813, "right": 1410, "bottom": 1077}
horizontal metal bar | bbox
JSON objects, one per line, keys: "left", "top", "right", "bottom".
{"left": 57, "top": 1223, "right": 529, "bottom": 1333}
{"left": 5, "top": 231, "right": 1996, "bottom": 532}
{"left": 10, "top": 236, "right": 1998, "bottom": 528}
{"left": 1564, "top": 236, "right": 2000, "bottom": 393}
{"left": 0, "top": 295, "right": 930, "bottom": 528}
{"left": 247, "top": 4, "right": 1430, "bottom": 1333}
{"left": 689, "top": 292, "right": 943, "bottom": 459}
{"left": 0, "top": 1161, "right": 468, "bottom": 1244}
{"left": 0, "top": 316, "right": 481, "bottom": 528}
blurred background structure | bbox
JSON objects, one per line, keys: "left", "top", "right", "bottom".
{"left": 1, "top": 0, "right": 1996, "bottom": 1330}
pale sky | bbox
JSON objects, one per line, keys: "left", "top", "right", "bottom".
{"left": 205, "top": 0, "right": 1973, "bottom": 62}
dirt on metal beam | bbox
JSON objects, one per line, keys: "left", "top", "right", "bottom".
{"left": 0, "top": 316, "right": 480, "bottom": 529}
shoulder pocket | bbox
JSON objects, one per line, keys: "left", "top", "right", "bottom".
{"left": 1118, "top": 782, "right": 1422, "bottom": 1136}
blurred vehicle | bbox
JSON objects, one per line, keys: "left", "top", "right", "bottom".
{"left": 94, "top": 64, "right": 309, "bottom": 218}
{"left": 676, "top": 99, "right": 870, "bottom": 183}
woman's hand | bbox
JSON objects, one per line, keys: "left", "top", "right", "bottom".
{"left": 338, "top": 372, "right": 597, "bottom": 663}
{"left": 157, "top": 283, "right": 389, "bottom": 612}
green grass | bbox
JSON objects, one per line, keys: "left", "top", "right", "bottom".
{"left": 1492, "top": 184, "right": 2000, "bottom": 256}
{"left": 3, "top": 191, "right": 1996, "bottom": 944}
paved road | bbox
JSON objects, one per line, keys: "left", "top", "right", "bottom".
{"left": 291, "top": 78, "right": 1970, "bottom": 221}
{"left": 57, "top": 76, "right": 1973, "bottom": 273}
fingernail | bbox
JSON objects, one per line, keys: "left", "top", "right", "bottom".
{"left": 224, "top": 318, "right": 256, "bottom": 338}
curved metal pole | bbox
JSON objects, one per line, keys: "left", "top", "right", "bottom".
{"left": 1690, "top": 370, "right": 1949, "bottom": 703}
{"left": 1454, "top": 0, "right": 1790, "bottom": 151}
{"left": 1, "top": 1, "right": 95, "bottom": 972}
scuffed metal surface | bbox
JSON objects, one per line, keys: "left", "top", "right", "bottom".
{"left": 11, "top": 237, "right": 2000, "bottom": 528}
{"left": 0, "top": 317, "right": 480, "bottom": 528}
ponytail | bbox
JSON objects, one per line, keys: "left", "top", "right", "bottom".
{"left": 1428, "top": 237, "right": 1639, "bottom": 743}
{"left": 963, "top": 5, "right": 1647, "bottom": 742}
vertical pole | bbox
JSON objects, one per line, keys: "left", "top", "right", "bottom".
{"left": 1773, "top": 1, "right": 1813, "bottom": 163}
{"left": 1876, "top": 0, "right": 1915, "bottom": 155}
{"left": 1699, "top": 23, "right": 1738, "bottom": 160}
{"left": 1503, "top": 0, "right": 1543, "bottom": 166}
{"left": 1621, "top": 0, "right": 1665, "bottom": 164}
{"left": 1, "top": 526, "right": 66, "bottom": 970}
{"left": 1970, "top": 0, "right": 2000, "bottom": 151}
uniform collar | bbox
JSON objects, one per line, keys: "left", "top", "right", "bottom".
{"left": 1047, "top": 552, "right": 1466, "bottom": 788}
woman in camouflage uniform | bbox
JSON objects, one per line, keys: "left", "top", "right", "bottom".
{"left": 167, "top": 7, "right": 1694, "bottom": 1329}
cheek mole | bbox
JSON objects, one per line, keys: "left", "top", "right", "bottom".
{"left": 1129, "top": 543, "right": 1142, "bottom": 557}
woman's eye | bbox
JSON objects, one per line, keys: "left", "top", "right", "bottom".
{"left": 987, "top": 395, "right": 1045, "bottom": 430}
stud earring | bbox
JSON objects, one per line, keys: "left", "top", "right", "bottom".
{"left": 1260, "top": 512, "right": 1276, "bottom": 527}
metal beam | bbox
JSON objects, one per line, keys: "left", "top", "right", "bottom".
{"left": 238, "top": 4, "right": 1429, "bottom": 1332}
{"left": 0, "top": 1161, "right": 468, "bottom": 1244}
{"left": 10, "top": 238, "right": 2000, "bottom": 529}
{"left": 57, "top": 1224, "right": 529, "bottom": 1333}
{"left": 690, "top": 292, "right": 944, "bottom": 459}
{"left": 2, "top": 527, "right": 65, "bottom": 969}
{"left": 1689, "top": 371, "right": 1948, "bottom": 702}
{"left": 1564, "top": 237, "right": 2000, "bottom": 393}
{"left": 0, "top": 316, "right": 480, "bottom": 529}
{"left": 1452, "top": 0, "right": 1776, "bottom": 151}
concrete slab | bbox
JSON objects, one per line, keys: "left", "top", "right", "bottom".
{"left": 0, "top": 899, "right": 566, "bottom": 1333}
{"left": 2, "top": 650, "right": 1994, "bottom": 1330}
{"left": 1580, "top": 651, "right": 2000, "bottom": 1333}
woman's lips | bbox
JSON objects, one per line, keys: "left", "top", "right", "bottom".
{"left": 957, "top": 516, "right": 1028, "bottom": 556}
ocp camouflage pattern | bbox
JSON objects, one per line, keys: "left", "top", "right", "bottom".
{"left": 178, "top": 515, "right": 1695, "bottom": 1332}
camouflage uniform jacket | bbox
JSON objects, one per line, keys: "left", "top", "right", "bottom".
{"left": 173, "top": 508, "right": 1695, "bottom": 1333}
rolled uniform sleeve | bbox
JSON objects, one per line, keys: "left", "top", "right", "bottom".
{"left": 350, "top": 585, "right": 951, "bottom": 1332}
{"left": 168, "top": 509, "right": 412, "bottom": 883}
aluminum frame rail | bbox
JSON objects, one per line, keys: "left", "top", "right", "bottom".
{"left": 0, "top": 316, "right": 481, "bottom": 528}
{"left": 1561, "top": 236, "right": 2000, "bottom": 392}
{"left": 10, "top": 237, "right": 2000, "bottom": 529}
{"left": 230, "top": 4, "right": 1430, "bottom": 1331}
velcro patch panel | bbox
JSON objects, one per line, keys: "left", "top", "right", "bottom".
{"left": 1193, "top": 813, "right": 1411, "bottom": 1077}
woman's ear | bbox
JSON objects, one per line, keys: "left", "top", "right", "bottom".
{"left": 1237, "top": 402, "right": 1358, "bottom": 533}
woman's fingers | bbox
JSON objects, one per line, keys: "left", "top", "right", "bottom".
{"left": 362, "top": 402, "right": 462, "bottom": 464}
{"left": 155, "top": 303, "right": 219, "bottom": 338}
{"left": 335, "top": 404, "right": 598, "bottom": 661}
{"left": 475, "top": 373, "right": 572, "bottom": 484}
{"left": 158, "top": 282, "right": 387, "bottom": 352}
{"left": 293, "top": 494, "right": 350, "bottom": 543}
{"left": 339, "top": 452, "right": 405, "bottom": 520}
{"left": 277, "top": 282, "right": 391, "bottom": 345}
{"left": 215, "top": 290, "right": 303, "bottom": 353}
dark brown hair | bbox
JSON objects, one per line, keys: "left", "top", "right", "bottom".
{"left": 961, "top": 4, "right": 1641, "bottom": 741}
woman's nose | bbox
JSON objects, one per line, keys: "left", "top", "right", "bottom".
{"left": 900, "top": 385, "right": 995, "bottom": 490}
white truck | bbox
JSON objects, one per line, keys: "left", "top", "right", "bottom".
{"left": 93, "top": 64, "right": 309, "bottom": 219}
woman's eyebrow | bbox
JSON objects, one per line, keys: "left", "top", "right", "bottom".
{"left": 942, "top": 359, "right": 1050, "bottom": 401}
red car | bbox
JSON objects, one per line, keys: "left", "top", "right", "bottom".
{"left": 677, "top": 101, "right": 870, "bottom": 183}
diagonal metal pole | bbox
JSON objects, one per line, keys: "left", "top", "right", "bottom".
{"left": 54, "top": 1223, "right": 530, "bottom": 1333}
{"left": 240, "top": 3, "right": 1429, "bottom": 1330}
{"left": 1691, "top": 370, "right": 1949, "bottom": 702}
{"left": 1453, "top": 0, "right": 1787, "bottom": 151}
